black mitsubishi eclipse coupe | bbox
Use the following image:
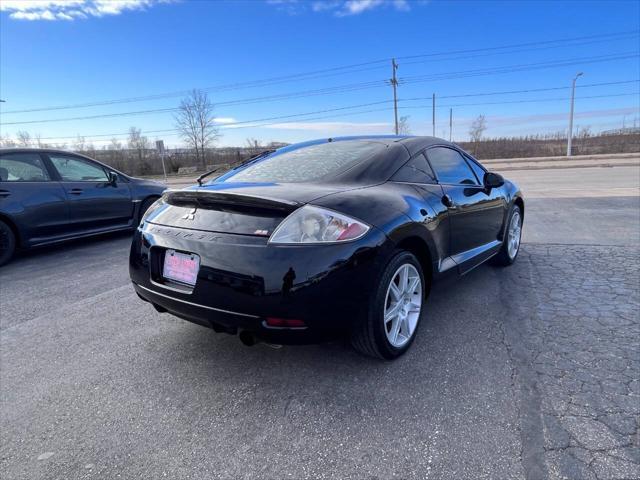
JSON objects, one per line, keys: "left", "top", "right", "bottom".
{"left": 130, "top": 136, "right": 524, "bottom": 359}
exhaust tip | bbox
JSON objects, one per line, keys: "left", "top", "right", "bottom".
{"left": 152, "top": 303, "right": 168, "bottom": 313}
{"left": 238, "top": 330, "right": 256, "bottom": 347}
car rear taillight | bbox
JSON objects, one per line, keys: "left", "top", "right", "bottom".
{"left": 265, "top": 317, "right": 306, "bottom": 328}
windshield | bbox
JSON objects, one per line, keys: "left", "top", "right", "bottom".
{"left": 218, "top": 141, "right": 384, "bottom": 183}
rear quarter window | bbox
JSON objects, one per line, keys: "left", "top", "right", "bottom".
{"left": 0, "top": 153, "right": 50, "bottom": 182}
{"left": 391, "top": 153, "right": 436, "bottom": 184}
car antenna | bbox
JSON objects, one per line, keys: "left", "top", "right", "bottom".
{"left": 229, "top": 149, "right": 276, "bottom": 171}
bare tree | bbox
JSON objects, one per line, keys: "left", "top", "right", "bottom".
{"left": 86, "top": 142, "right": 97, "bottom": 157}
{"left": 73, "top": 135, "right": 86, "bottom": 152}
{"left": 34, "top": 133, "right": 44, "bottom": 148}
{"left": 109, "top": 138, "right": 123, "bottom": 151}
{"left": 127, "top": 127, "right": 149, "bottom": 164}
{"left": 16, "top": 131, "right": 31, "bottom": 147}
{"left": 174, "top": 89, "right": 220, "bottom": 169}
{"left": 469, "top": 115, "right": 487, "bottom": 142}
{"left": 245, "top": 137, "right": 262, "bottom": 155}
{"left": 108, "top": 138, "right": 125, "bottom": 170}
{"left": 578, "top": 125, "right": 592, "bottom": 139}
{"left": 0, "top": 135, "right": 16, "bottom": 147}
{"left": 398, "top": 115, "right": 411, "bottom": 135}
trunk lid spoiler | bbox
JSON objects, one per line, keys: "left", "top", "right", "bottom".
{"left": 163, "top": 189, "right": 301, "bottom": 214}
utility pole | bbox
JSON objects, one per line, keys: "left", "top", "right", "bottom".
{"left": 567, "top": 72, "right": 583, "bottom": 156}
{"left": 432, "top": 93, "right": 436, "bottom": 136}
{"left": 391, "top": 59, "right": 399, "bottom": 135}
{"left": 449, "top": 108, "right": 453, "bottom": 142}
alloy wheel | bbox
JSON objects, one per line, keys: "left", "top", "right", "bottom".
{"left": 384, "top": 263, "right": 422, "bottom": 348}
{"left": 507, "top": 210, "right": 522, "bottom": 259}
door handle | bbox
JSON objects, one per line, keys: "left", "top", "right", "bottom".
{"left": 69, "top": 188, "right": 83, "bottom": 195}
{"left": 441, "top": 194, "right": 457, "bottom": 210}
{"left": 0, "top": 190, "right": 10, "bottom": 198}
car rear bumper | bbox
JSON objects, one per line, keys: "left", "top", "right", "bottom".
{"left": 129, "top": 222, "right": 392, "bottom": 344}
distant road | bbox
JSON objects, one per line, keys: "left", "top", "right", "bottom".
{"left": 485, "top": 152, "right": 639, "bottom": 171}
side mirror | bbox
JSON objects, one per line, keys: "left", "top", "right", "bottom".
{"left": 483, "top": 171, "right": 504, "bottom": 189}
{"left": 107, "top": 171, "right": 118, "bottom": 185}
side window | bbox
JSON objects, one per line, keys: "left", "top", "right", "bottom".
{"left": 49, "top": 155, "right": 108, "bottom": 182}
{"left": 0, "top": 153, "right": 51, "bottom": 182}
{"left": 426, "top": 147, "right": 479, "bottom": 185}
{"left": 391, "top": 153, "right": 436, "bottom": 184}
{"left": 465, "top": 155, "right": 487, "bottom": 184}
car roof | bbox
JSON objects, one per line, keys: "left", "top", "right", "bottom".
{"left": 216, "top": 135, "right": 461, "bottom": 185}
{"left": 274, "top": 135, "right": 456, "bottom": 156}
{"left": 0, "top": 147, "right": 131, "bottom": 179}
{"left": 0, "top": 147, "right": 90, "bottom": 156}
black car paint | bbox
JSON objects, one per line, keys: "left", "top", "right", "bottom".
{"left": 0, "top": 148, "right": 166, "bottom": 250}
{"left": 130, "top": 136, "right": 523, "bottom": 344}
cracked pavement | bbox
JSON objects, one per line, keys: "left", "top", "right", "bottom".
{"left": 510, "top": 245, "right": 640, "bottom": 480}
{"left": 1, "top": 167, "right": 638, "bottom": 479}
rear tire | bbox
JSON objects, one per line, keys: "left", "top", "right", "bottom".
{"left": 138, "top": 197, "right": 158, "bottom": 224}
{"left": 351, "top": 250, "right": 426, "bottom": 360}
{"left": 0, "top": 220, "right": 16, "bottom": 267}
{"left": 492, "top": 204, "right": 523, "bottom": 267}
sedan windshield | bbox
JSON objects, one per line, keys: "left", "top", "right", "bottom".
{"left": 219, "top": 141, "right": 384, "bottom": 183}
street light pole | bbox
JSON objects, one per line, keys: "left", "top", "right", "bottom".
{"left": 567, "top": 72, "right": 583, "bottom": 156}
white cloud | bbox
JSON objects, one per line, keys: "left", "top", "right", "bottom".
{"left": 310, "top": 0, "right": 411, "bottom": 16}
{"left": 213, "top": 117, "right": 236, "bottom": 124}
{"left": 0, "top": 0, "right": 173, "bottom": 21}
{"left": 263, "top": 121, "right": 391, "bottom": 132}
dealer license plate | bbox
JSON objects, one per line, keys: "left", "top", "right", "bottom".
{"left": 162, "top": 250, "right": 200, "bottom": 286}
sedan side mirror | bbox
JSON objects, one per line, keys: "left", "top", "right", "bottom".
{"left": 107, "top": 171, "right": 118, "bottom": 186}
{"left": 483, "top": 171, "right": 504, "bottom": 189}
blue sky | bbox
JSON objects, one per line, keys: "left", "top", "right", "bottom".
{"left": 1, "top": 0, "right": 639, "bottom": 148}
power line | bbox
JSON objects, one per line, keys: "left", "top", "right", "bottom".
{"left": 34, "top": 91, "right": 639, "bottom": 142}
{"left": 4, "top": 54, "right": 638, "bottom": 127}
{"left": 399, "top": 32, "right": 639, "bottom": 66}
{"left": 2, "top": 30, "right": 637, "bottom": 115}
{"left": 399, "top": 52, "right": 639, "bottom": 84}
{"left": 403, "top": 92, "right": 640, "bottom": 110}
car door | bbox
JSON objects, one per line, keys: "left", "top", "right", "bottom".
{"left": 389, "top": 152, "right": 452, "bottom": 271}
{"left": 46, "top": 153, "right": 134, "bottom": 231}
{"left": 424, "top": 146, "right": 506, "bottom": 272}
{"left": 0, "top": 151, "right": 69, "bottom": 245}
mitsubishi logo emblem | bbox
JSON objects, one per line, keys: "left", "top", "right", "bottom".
{"left": 182, "top": 208, "right": 197, "bottom": 221}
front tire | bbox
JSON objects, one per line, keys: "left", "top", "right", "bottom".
{"left": 492, "top": 204, "right": 523, "bottom": 267}
{"left": 0, "top": 220, "right": 16, "bottom": 267}
{"left": 351, "top": 251, "right": 426, "bottom": 360}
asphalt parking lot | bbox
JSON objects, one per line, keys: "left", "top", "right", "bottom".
{"left": 1, "top": 166, "right": 638, "bottom": 480}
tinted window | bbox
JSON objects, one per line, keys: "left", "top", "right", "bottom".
{"left": 427, "top": 147, "right": 478, "bottom": 185}
{"left": 391, "top": 153, "right": 436, "bottom": 184}
{"left": 221, "top": 141, "right": 384, "bottom": 183}
{"left": 0, "top": 153, "right": 50, "bottom": 182}
{"left": 465, "top": 155, "right": 486, "bottom": 184}
{"left": 49, "top": 155, "right": 108, "bottom": 182}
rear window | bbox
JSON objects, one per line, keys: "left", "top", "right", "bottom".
{"left": 220, "top": 141, "right": 383, "bottom": 183}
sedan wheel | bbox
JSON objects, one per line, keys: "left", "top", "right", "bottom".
{"left": 0, "top": 220, "right": 16, "bottom": 267}
{"left": 384, "top": 264, "right": 422, "bottom": 348}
